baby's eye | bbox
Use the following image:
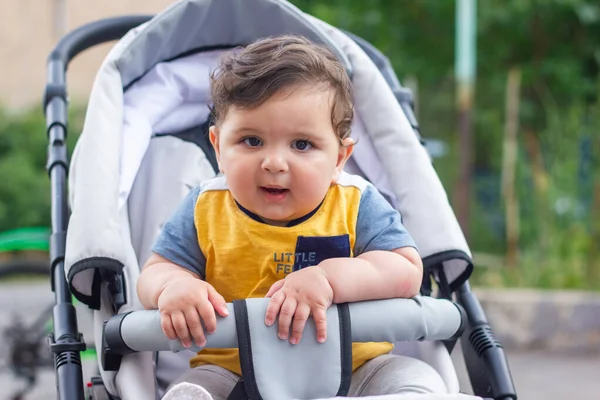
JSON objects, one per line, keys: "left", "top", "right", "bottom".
{"left": 242, "top": 137, "right": 263, "bottom": 147}
{"left": 291, "top": 140, "right": 313, "bottom": 151}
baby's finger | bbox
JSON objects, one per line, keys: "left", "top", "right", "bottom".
{"left": 160, "top": 313, "right": 177, "bottom": 340}
{"left": 265, "top": 290, "right": 285, "bottom": 326}
{"left": 278, "top": 296, "right": 297, "bottom": 341}
{"left": 312, "top": 306, "right": 328, "bottom": 343}
{"left": 207, "top": 286, "right": 229, "bottom": 317}
{"left": 184, "top": 308, "right": 206, "bottom": 347}
{"left": 290, "top": 303, "right": 310, "bottom": 345}
{"left": 197, "top": 300, "right": 217, "bottom": 334}
{"left": 265, "top": 279, "right": 285, "bottom": 298}
{"left": 171, "top": 311, "right": 192, "bottom": 348}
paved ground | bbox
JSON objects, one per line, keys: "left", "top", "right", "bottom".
{"left": 451, "top": 345, "right": 600, "bottom": 399}
{"left": 1, "top": 282, "right": 599, "bottom": 399}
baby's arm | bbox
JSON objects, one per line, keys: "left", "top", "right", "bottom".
{"left": 137, "top": 253, "right": 200, "bottom": 309}
{"left": 324, "top": 182, "right": 423, "bottom": 303}
{"left": 317, "top": 247, "right": 422, "bottom": 304}
{"left": 138, "top": 254, "right": 228, "bottom": 348}
{"left": 137, "top": 187, "right": 227, "bottom": 348}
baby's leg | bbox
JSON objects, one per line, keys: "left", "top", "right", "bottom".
{"left": 348, "top": 354, "right": 448, "bottom": 396}
{"left": 163, "top": 364, "right": 240, "bottom": 400}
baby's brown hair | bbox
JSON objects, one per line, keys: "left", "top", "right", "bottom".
{"left": 209, "top": 35, "right": 353, "bottom": 142}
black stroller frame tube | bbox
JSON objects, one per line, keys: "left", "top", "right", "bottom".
{"left": 456, "top": 282, "right": 517, "bottom": 400}
{"left": 44, "top": 15, "right": 152, "bottom": 400}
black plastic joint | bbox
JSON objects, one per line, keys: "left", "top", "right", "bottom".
{"left": 419, "top": 265, "right": 433, "bottom": 296}
{"left": 102, "top": 312, "right": 134, "bottom": 371}
{"left": 50, "top": 231, "right": 67, "bottom": 292}
{"left": 46, "top": 141, "right": 69, "bottom": 174}
{"left": 48, "top": 333, "right": 87, "bottom": 353}
{"left": 43, "top": 83, "right": 68, "bottom": 111}
{"left": 101, "top": 269, "right": 127, "bottom": 314}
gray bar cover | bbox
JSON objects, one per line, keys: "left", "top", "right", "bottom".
{"left": 116, "top": 296, "right": 462, "bottom": 352}
{"left": 112, "top": 297, "right": 462, "bottom": 400}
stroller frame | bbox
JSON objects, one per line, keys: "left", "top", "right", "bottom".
{"left": 43, "top": 15, "right": 517, "bottom": 400}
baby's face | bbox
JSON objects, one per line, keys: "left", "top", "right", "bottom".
{"left": 210, "top": 84, "right": 353, "bottom": 225}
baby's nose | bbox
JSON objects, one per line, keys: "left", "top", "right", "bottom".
{"left": 261, "top": 154, "right": 288, "bottom": 173}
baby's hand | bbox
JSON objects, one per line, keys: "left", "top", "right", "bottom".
{"left": 157, "top": 278, "right": 228, "bottom": 348}
{"left": 264, "top": 267, "right": 333, "bottom": 345}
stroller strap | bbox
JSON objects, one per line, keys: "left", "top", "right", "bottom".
{"left": 229, "top": 299, "right": 352, "bottom": 400}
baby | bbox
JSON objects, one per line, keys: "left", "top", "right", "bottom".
{"left": 137, "top": 35, "right": 446, "bottom": 399}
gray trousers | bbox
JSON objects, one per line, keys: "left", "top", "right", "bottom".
{"left": 163, "top": 354, "right": 448, "bottom": 399}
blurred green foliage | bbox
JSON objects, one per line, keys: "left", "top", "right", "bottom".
{"left": 293, "top": 0, "right": 600, "bottom": 290}
{"left": 0, "top": 106, "right": 83, "bottom": 232}
{"left": 0, "top": 0, "right": 599, "bottom": 289}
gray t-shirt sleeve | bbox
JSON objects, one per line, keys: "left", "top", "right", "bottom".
{"left": 151, "top": 187, "right": 206, "bottom": 278}
{"left": 353, "top": 184, "right": 417, "bottom": 256}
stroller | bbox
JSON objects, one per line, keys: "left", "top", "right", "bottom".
{"left": 43, "top": 1, "right": 517, "bottom": 399}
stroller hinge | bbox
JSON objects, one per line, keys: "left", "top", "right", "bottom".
{"left": 48, "top": 332, "right": 87, "bottom": 354}
{"left": 46, "top": 129, "right": 69, "bottom": 175}
{"left": 102, "top": 270, "right": 127, "bottom": 314}
{"left": 49, "top": 303, "right": 87, "bottom": 355}
{"left": 48, "top": 303, "right": 86, "bottom": 400}
{"left": 43, "top": 82, "right": 67, "bottom": 112}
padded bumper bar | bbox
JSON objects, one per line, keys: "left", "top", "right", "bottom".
{"left": 102, "top": 296, "right": 465, "bottom": 370}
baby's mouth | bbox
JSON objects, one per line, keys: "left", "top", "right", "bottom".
{"left": 260, "top": 186, "right": 289, "bottom": 195}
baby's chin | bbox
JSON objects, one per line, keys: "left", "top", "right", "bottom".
{"left": 258, "top": 213, "right": 295, "bottom": 226}
{"left": 244, "top": 203, "right": 317, "bottom": 225}
{"left": 260, "top": 218, "right": 290, "bottom": 227}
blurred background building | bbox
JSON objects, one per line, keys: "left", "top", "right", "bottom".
{"left": 1, "top": 0, "right": 175, "bottom": 109}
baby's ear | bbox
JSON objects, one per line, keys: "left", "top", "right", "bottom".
{"left": 208, "top": 126, "right": 224, "bottom": 173}
{"left": 332, "top": 137, "right": 354, "bottom": 182}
